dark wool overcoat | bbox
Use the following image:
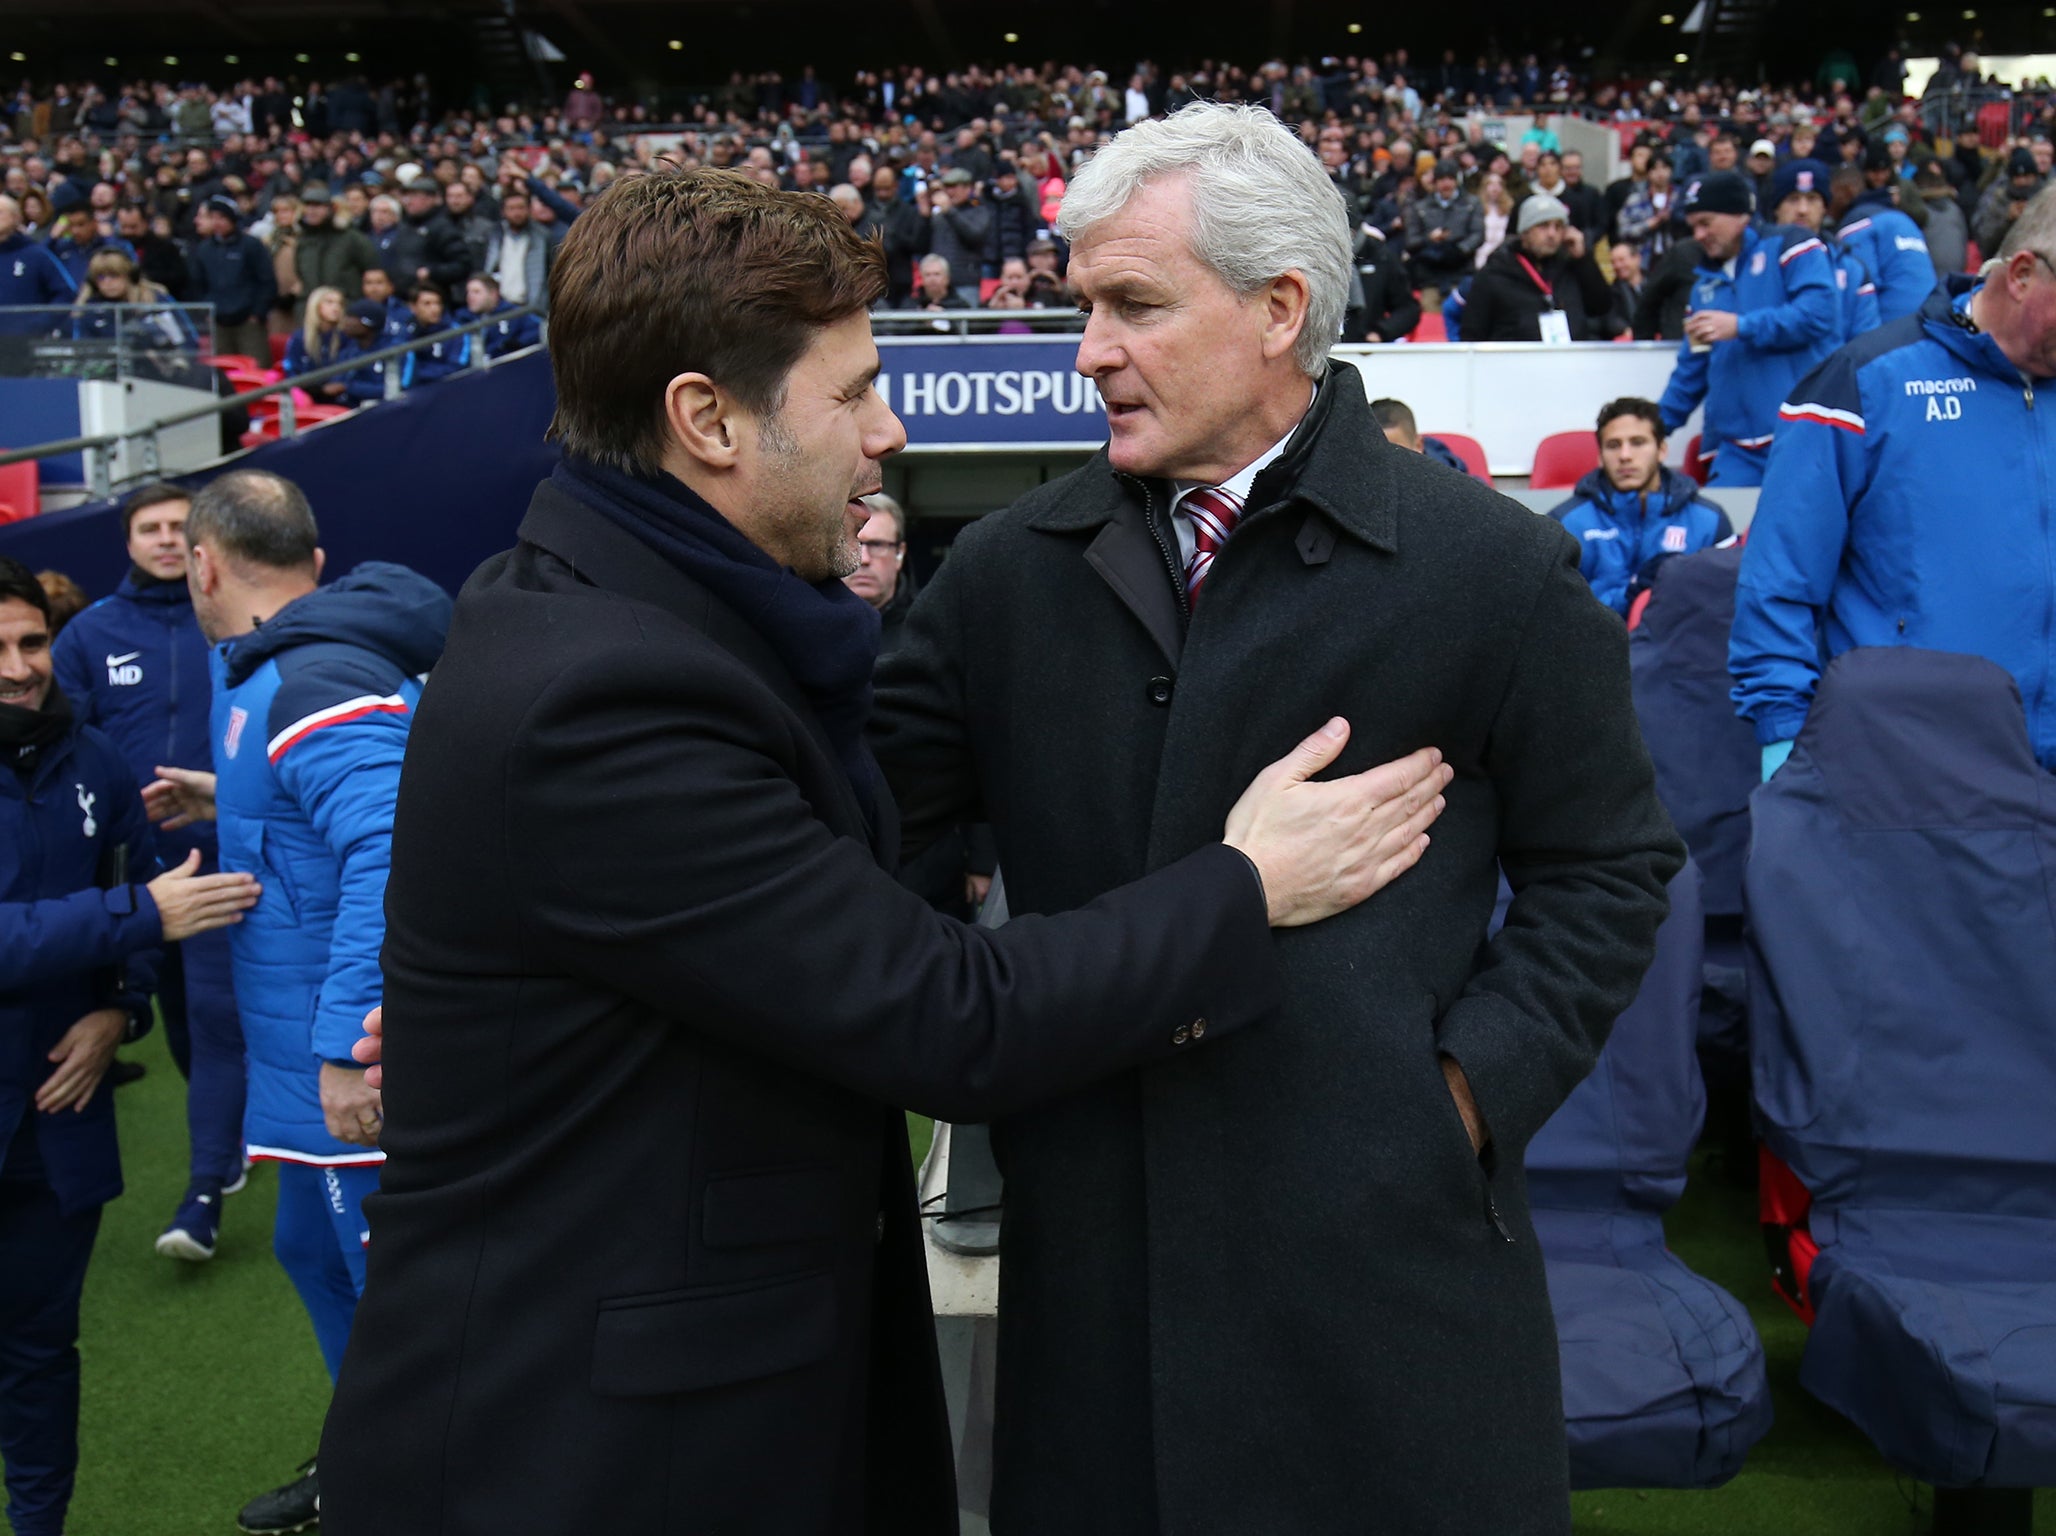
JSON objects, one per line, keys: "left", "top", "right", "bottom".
{"left": 873, "top": 360, "right": 1686, "bottom": 1535}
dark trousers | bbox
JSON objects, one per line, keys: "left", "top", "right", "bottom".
{"left": 0, "top": 1126, "right": 103, "bottom": 1536}
{"left": 155, "top": 929, "right": 247, "bottom": 1187}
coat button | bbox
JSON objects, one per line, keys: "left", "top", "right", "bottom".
{"left": 876, "top": 1212, "right": 886, "bottom": 1243}
{"left": 1171, "top": 1024, "right": 1191, "bottom": 1046}
{"left": 1147, "top": 676, "right": 1173, "bottom": 706}
{"left": 1190, "top": 1017, "right": 1207, "bottom": 1041}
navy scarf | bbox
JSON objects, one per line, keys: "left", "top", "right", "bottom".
{"left": 550, "top": 456, "right": 883, "bottom": 820}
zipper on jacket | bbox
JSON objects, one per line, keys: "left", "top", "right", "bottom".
{"left": 1486, "top": 1191, "right": 1514, "bottom": 1243}
{"left": 1120, "top": 473, "right": 1190, "bottom": 619}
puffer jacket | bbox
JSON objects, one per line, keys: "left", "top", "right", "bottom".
{"left": 1550, "top": 465, "right": 1734, "bottom": 615}
{"left": 210, "top": 562, "right": 450, "bottom": 1164}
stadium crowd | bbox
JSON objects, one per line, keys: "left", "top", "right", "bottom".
{"left": 3, "top": 39, "right": 2056, "bottom": 1536}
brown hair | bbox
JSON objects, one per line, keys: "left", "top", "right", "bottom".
{"left": 1595, "top": 397, "right": 1667, "bottom": 442}
{"left": 545, "top": 166, "right": 888, "bottom": 476}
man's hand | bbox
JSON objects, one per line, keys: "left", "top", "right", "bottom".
{"left": 1442, "top": 1054, "right": 1488, "bottom": 1153}
{"left": 146, "top": 849, "right": 261, "bottom": 942}
{"left": 321, "top": 1060, "right": 383, "bottom": 1147}
{"left": 1564, "top": 225, "right": 1586, "bottom": 259}
{"left": 38, "top": 1008, "right": 126, "bottom": 1113}
{"left": 143, "top": 765, "right": 216, "bottom": 828}
{"left": 1428, "top": 226, "right": 1447, "bottom": 242}
{"left": 353, "top": 1005, "right": 383, "bottom": 1089}
{"left": 1686, "top": 308, "right": 1740, "bottom": 345}
{"left": 965, "top": 872, "right": 994, "bottom": 910}
{"left": 1223, "top": 719, "right": 1453, "bottom": 927}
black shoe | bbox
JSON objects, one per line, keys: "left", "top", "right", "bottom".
{"left": 108, "top": 1059, "right": 147, "bottom": 1087}
{"left": 238, "top": 1459, "right": 319, "bottom": 1534}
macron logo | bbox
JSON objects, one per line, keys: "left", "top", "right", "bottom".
{"left": 1582, "top": 527, "right": 1621, "bottom": 541}
{"left": 105, "top": 651, "right": 142, "bottom": 686}
{"left": 1904, "top": 376, "right": 1977, "bottom": 397}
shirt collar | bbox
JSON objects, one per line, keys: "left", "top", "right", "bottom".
{"left": 1174, "top": 384, "right": 1317, "bottom": 508}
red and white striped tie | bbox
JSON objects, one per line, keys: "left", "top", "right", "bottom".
{"left": 1181, "top": 484, "right": 1243, "bottom": 607}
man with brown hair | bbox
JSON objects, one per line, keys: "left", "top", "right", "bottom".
{"left": 317, "top": 167, "right": 1452, "bottom": 1534}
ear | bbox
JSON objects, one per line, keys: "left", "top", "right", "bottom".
{"left": 188, "top": 543, "right": 218, "bottom": 594}
{"left": 664, "top": 371, "right": 742, "bottom": 472}
{"left": 312, "top": 547, "right": 326, "bottom": 582}
{"left": 1258, "top": 269, "right": 1312, "bottom": 365}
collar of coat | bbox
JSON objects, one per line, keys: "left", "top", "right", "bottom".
{"left": 1023, "top": 358, "right": 1399, "bottom": 556}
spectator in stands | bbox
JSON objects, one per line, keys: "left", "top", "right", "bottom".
{"left": 1606, "top": 140, "right": 1655, "bottom": 236}
{"left": 1635, "top": 236, "right": 1705, "bottom": 340}
{"left": 1915, "top": 163, "right": 1969, "bottom": 277}
{"left": 1618, "top": 152, "right": 1684, "bottom": 259}
{"left": 484, "top": 184, "right": 551, "bottom": 314}
{"left": 1835, "top": 162, "right": 1933, "bottom": 321}
{"left": 985, "top": 158, "right": 1041, "bottom": 269}
{"left": 1552, "top": 151, "right": 1606, "bottom": 251}
{"left": 1474, "top": 173, "right": 1514, "bottom": 267}
{"left": 1973, "top": 147, "right": 2047, "bottom": 260}
{"left": 48, "top": 484, "right": 253, "bottom": 1263}
{"left": 261, "top": 191, "right": 303, "bottom": 332}
{"left": 1774, "top": 161, "right": 1880, "bottom": 342}
{"left": 442, "top": 181, "right": 494, "bottom": 279}
{"left": 0, "top": 556, "right": 257, "bottom": 1536}
{"left": 337, "top": 298, "right": 392, "bottom": 404}
{"left": 1658, "top": 171, "right": 1838, "bottom": 485}
{"left": 1403, "top": 161, "right": 1482, "bottom": 299}
{"left": 186, "top": 194, "right": 276, "bottom": 361}
{"left": 457, "top": 273, "right": 539, "bottom": 358}
{"left": 1609, "top": 241, "right": 1645, "bottom": 337}
{"left": 168, "top": 471, "right": 449, "bottom": 1535}
{"left": 365, "top": 193, "right": 403, "bottom": 273}
{"left": 902, "top": 253, "right": 970, "bottom": 313}
{"left": 282, "top": 286, "right": 357, "bottom": 400}
{"left": 1345, "top": 217, "right": 1422, "bottom": 342}
{"left": 1548, "top": 397, "right": 1733, "bottom": 617}
{"left": 1747, "top": 139, "right": 1779, "bottom": 208}
{"left": 1735, "top": 185, "right": 2056, "bottom": 781}
{"left": 858, "top": 166, "right": 928, "bottom": 306}
{"left": 1462, "top": 193, "right": 1613, "bottom": 342}
{"left": 397, "top": 282, "right": 470, "bottom": 387}
{"left": 389, "top": 176, "right": 468, "bottom": 299}
{"left": 70, "top": 250, "right": 198, "bottom": 350}
{"left": 926, "top": 169, "right": 990, "bottom": 306}
{"left": 1369, "top": 395, "right": 1470, "bottom": 472}
{"left": 293, "top": 185, "right": 374, "bottom": 309}
{"left": 45, "top": 188, "right": 134, "bottom": 289}
{"left": 118, "top": 201, "right": 187, "bottom": 301}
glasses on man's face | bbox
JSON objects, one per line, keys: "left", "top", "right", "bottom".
{"left": 857, "top": 539, "right": 903, "bottom": 561}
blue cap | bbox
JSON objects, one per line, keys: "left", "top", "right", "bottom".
{"left": 1769, "top": 158, "right": 1833, "bottom": 211}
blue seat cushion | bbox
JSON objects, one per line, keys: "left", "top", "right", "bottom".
{"left": 1537, "top": 1210, "right": 1773, "bottom": 1489}
{"left": 1804, "top": 1250, "right": 2056, "bottom": 1487}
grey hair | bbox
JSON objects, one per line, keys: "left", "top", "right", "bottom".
{"left": 186, "top": 469, "right": 319, "bottom": 573}
{"left": 1997, "top": 182, "right": 2056, "bottom": 265}
{"left": 1056, "top": 101, "right": 1351, "bottom": 376}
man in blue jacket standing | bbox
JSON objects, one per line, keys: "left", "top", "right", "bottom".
{"left": 1658, "top": 171, "right": 1841, "bottom": 486}
{"left": 1833, "top": 155, "right": 1935, "bottom": 323}
{"left": 175, "top": 469, "right": 450, "bottom": 1535}
{"left": 51, "top": 483, "right": 248, "bottom": 1262}
{"left": 0, "top": 556, "right": 258, "bottom": 1536}
{"left": 1733, "top": 186, "right": 2056, "bottom": 781}
{"left": 0, "top": 195, "right": 72, "bottom": 341}
{"left": 454, "top": 273, "right": 539, "bottom": 358}
{"left": 1550, "top": 397, "right": 1733, "bottom": 617}
{"left": 186, "top": 195, "right": 276, "bottom": 361}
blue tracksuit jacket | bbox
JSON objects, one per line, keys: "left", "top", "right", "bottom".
{"left": 1658, "top": 224, "right": 1841, "bottom": 485}
{"left": 51, "top": 572, "right": 216, "bottom": 867}
{"left": 282, "top": 328, "right": 360, "bottom": 380}
{"left": 0, "top": 231, "right": 74, "bottom": 333}
{"left": 454, "top": 300, "right": 539, "bottom": 358}
{"left": 45, "top": 233, "right": 137, "bottom": 290}
{"left": 1, "top": 711, "right": 159, "bottom": 1213}
{"left": 1732, "top": 286, "right": 2056, "bottom": 770}
{"left": 398, "top": 325, "right": 471, "bottom": 388}
{"left": 209, "top": 563, "right": 450, "bottom": 1165}
{"left": 1549, "top": 465, "right": 1735, "bottom": 616}
{"left": 1827, "top": 236, "right": 1881, "bottom": 341}
{"left": 1837, "top": 189, "right": 1937, "bottom": 324}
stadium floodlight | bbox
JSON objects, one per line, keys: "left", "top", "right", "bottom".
{"left": 1004, "top": 31, "right": 1020, "bottom": 42}
{"left": 1347, "top": 22, "right": 1363, "bottom": 32}
{"left": 1674, "top": 51, "right": 1689, "bottom": 62}
{"left": 669, "top": 38, "right": 683, "bottom": 49}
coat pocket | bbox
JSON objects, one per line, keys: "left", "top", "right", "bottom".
{"left": 590, "top": 1269, "right": 838, "bottom": 1398}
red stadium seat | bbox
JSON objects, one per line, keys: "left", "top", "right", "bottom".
{"left": 202, "top": 353, "right": 260, "bottom": 372}
{"left": 268, "top": 333, "right": 290, "bottom": 366}
{"left": 1408, "top": 310, "right": 1448, "bottom": 343}
{"left": 1966, "top": 240, "right": 1982, "bottom": 272}
{"left": 1977, "top": 101, "right": 2012, "bottom": 149}
{"left": 1528, "top": 430, "right": 1601, "bottom": 491}
{"left": 1427, "top": 432, "right": 1491, "bottom": 482}
{"left": 0, "top": 460, "right": 38, "bottom": 523}
{"left": 248, "top": 389, "right": 318, "bottom": 422}
{"left": 239, "top": 404, "right": 354, "bottom": 448}
{"left": 1682, "top": 434, "right": 1711, "bottom": 486}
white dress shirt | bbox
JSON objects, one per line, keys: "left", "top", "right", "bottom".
{"left": 1168, "top": 387, "right": 1317, "bottom": 567}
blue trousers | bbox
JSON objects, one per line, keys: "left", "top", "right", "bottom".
{"left": 154, "top": 929, "right": 247, "bottom": 1188}
{"left": 272, "top": 1162, "right": 379, "bottom": 1382}
{"left": 0, "top": 1127, "right": 103, "bottom": 1536}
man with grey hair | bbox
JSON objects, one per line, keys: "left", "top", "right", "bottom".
{"left": 875, "top": 100, "right": 1682, "bottom": 1533}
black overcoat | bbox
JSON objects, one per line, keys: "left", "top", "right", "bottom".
{"left": 317, "top": 483, "right": 1283, "bottom": 1536}
{"left": 873, "top": 362, "right": 1686, "bottom": 1535}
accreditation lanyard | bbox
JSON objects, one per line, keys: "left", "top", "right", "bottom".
{"left": 1516, "top": 254, "right": 1554, "bottom": 302}
{"left": 1517, "top": 254, "right": 1573, "bottom": 345}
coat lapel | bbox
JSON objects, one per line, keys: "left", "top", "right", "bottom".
{"left": 1027, "top": 451, "right": 1185, "bottom": 668}
{"left": 517, "top": 483, "right": 881, "bottom": 852}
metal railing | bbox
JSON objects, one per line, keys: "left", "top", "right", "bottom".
{"left": 0, "top": 303, "right": 216, "bottom": 385}
{"left": 0, "top": 304, "right": 543, "bottom": 499}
